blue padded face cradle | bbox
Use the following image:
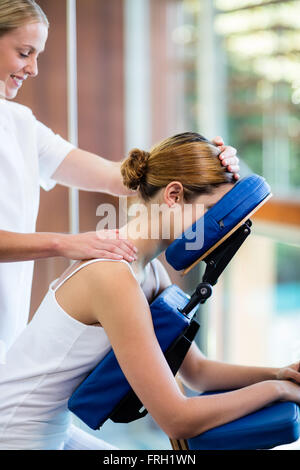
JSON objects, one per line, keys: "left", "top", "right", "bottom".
{"left": 166, "top": 174, "right": 271, "bottom": 271}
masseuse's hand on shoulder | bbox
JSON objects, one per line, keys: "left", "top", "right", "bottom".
{"left": 0, "top": 229, "right": 137, "bottom": 263}
{"left": 213, "top": 136, "right": 240, "bottom": 180}
{"left": 55, "top": 229, "right": 138, "bottom": 263}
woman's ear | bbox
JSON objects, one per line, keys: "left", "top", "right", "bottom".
{"left": 163, "top": 182, "right": 184, "bottom": 207}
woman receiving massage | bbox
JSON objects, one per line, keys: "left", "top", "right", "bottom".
{"left": 0, "top": 132, "right": 299, "bottom": 451}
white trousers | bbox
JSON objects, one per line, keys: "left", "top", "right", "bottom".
{"left": 63, "top": 424, "right": 118, "bottom": 451}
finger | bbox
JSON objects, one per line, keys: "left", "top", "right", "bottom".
{"left": 96, "top": 229, "right": 119, "bottom": 240}
{"left": 97, "top": 249, "right": 136, "bottom": 262}
{"left": 288, "top": 369, "right": 300, "bottom": 384}
{"left": 221, "top": 160, "right": 239, "bottom": 169}
{"left": 99, "top": 241, "right": 137, "bottom": 261}
{"left": 116, "top": 240, "right": 138, "bottom": 258}
{"left": 227, "top": 165, "right": 240, "bottom": 173}
{"left": 234, "top": 173, "right": 240, "bottom": 180}
{"left": 96, "top": 231, "right": 138, "bottom": 255}
{"left": 221, "top": 159, "right": 239, "bottom": 171}
{"left": 108, "top": 239, "right": 138, "bottom": 256}
{"left": 219, "top": 146, "right": 237, "bottom": 159}
{"left": 94, "top": 250, "right": 124, "bottom": 261}
{"left": 212, "top": 136, "right": 224, "bottom": 146}
{"left": 118, "top": 238, "right": 139, "bottom": 254}
{"left": 110, "top": 234, "right": 138, "bottom": 251}
{"left": 223, "top": 156, "right": 239, "bottom": 166}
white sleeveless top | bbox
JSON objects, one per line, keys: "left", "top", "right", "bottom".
{"left": 0, "top": 258, "right": 160, "bottom": 450}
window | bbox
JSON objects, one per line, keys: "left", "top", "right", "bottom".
{"left": 164, "top": 0, "right": 300, "bottom": 195}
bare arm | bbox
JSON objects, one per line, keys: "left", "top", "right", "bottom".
{"left": 51, "top": 141, "right": 240, "bottom": 196}
{"left": 0, "top": 230, "right": 62, "bottom": 262}
{"left": 148, "top": 261, "right": 279, "bottom": 391}
{"left": 0, "top": 230, "right": 137, "bottom": 263}
{"left": 87, "top": 261, "right": 295, "bottom": 440}
{"left": 52, "top": 148, "right": 134, "bottom": 196}
{"left": 147, "top": 261, "right": 300, "bottom": 395}
{"left": 179, "top": 344, "right": 280, "bottom": 392}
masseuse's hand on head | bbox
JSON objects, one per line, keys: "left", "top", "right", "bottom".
{"left": 212, "top": 136, "right": 240, "bottom": 180}
{"left": 58, "top": 230, "right": 138, "bottom": 263}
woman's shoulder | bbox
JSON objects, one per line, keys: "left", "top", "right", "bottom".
{"left": 55, "top": 258, "right": 137, "bottom": 288}
{"left": 1, "top": 100, "right": 34, "bottom": 127}
{"left": 53, "top": 259, "right": 139, "bottom": 325}
{"left": 4, "top": 99, "right": 33, "bottom": 117}
{"left": 70, "top": 258, "right": 138, "bottom": 292}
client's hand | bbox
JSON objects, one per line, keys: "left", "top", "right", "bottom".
{"left": 276, "top": 379, "right": 300, "bottom": 405}
{"left": 276, "top": 361, "right": 300, "bottom": 384}
{"left": 212, "top": 136, "right": 240, "bottom": 180}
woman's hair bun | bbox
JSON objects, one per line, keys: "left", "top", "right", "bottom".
{"left": 121, "top": 148, "right": 150, "bottom": 190}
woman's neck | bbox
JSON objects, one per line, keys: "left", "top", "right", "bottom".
{"left": 118, "top": 216, "right": 170, "bottom": 273}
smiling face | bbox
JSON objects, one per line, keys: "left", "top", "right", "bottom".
{"left": 0, "top": 21, "right": 48, "bottom": 99}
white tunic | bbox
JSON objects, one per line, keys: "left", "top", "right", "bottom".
{"left": 0, "top": 99, "right": 75, "bottom": 352}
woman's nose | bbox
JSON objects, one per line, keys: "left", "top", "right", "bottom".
{"left": 24, "top": 57, "right": 38, "bottom": 78}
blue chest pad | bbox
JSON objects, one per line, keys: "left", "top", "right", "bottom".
{"left": 68, "top": 285, "right": 199, "bottom": 430}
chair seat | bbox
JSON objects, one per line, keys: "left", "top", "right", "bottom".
{"left": 187, "top": 400, "right": 300, "bottom": 450}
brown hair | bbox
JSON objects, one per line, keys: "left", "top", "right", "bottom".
{"left": 121, "top": 132, "right": 235, "bottom": 202}
{"left": 0, "top": 0, "right": 49, "bottom": 38}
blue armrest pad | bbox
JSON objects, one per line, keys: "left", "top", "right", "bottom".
{"left": 188, "top": 397, "right": 300, "bottom": 450}
{"left": 166, "top": 174, "right": 271, "bottom": 271}
{"left": 68, "top": 285, "right": 198, "bottom": 430}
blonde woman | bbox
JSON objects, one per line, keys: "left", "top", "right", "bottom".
{"left": 0, "top": 132, "right": 298, "bottom": 450}
{"left": 0, "top": 0, "right": 239, "bottom": 354}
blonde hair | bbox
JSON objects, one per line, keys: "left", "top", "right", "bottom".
{"left": 0, "top": 0, "right": 48, "bottom": 38}
{"left": 121, "top": 132, "right": 235, "bottom": 202}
